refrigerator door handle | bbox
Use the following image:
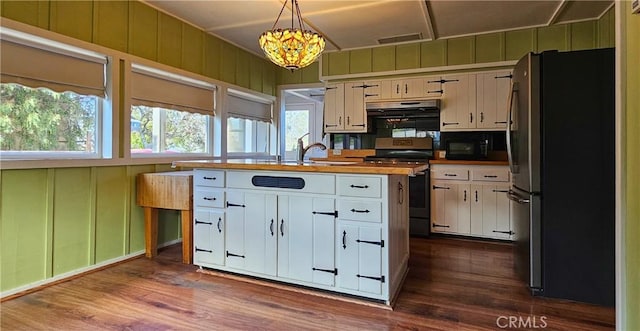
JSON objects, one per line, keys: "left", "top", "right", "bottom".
{"left": 507, "top": 190, "right": 530, "bottom": 204}
{"left": 506, "top": 82, "right": 518, "bottom": 174}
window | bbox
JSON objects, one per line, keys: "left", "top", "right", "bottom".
{"left": 130, "top": 64, "right": 215, "bottom": 156}
{"left": 283, "top": 108, "right": 310, "bottom": 160}
{"left": 280, "top": 94, "right": 325, "bottom": 161}
{"left": 226, "top": 91, "right": 273, "bottom": 156}
{"left": 0, "top": 28, "right": 107, "bottom": 159}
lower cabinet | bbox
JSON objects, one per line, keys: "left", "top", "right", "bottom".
{"left": 192, "top": 170, "right": 408, "bottom": 305}
{"left": 431, "top": 165, "right": 512, "bottom": 240}
{"left": 337, "top": 223, "right": 384, "bottom": 295}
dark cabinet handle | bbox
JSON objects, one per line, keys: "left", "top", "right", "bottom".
{"left": 480, "top": 112, "right": 485, "bottom": 123}
{"left": 475, "top": 190, "right": 478, "bottom": 202}
{"left": 226, "top": 251, "right": 245, "bottom": 258}
{"left": 342, "top": 231, "right": 347, "bottom": 249}
{"left": 357, "top": 274, "right": 385, "bottom": 283}
{"left": 364, "top": 93, "right": 378, "bottom": 97}
{"left": 427, "top": 89, "right": 443, "bottom": 94}
{"left": 350, "top": 184, "right": 369, "bottom": 189}
{"left": 203, "top": 176, "right": 216, "bottom": 180}
{"left": 433, "top": 224, "right": 450, "bottom": 228}
{"left": 226, "top": 202, "right": 245, "bottom": 208}
{"left": 217, "top": 217, "right": 222, "bottom": 233}
{"left": 464, "top": 190, "right": 467, "bottom": 202}
{"left": 195, "top": 219, "right": 212, "bottom": 225}
{"left": 325, "top": 86, "right": 337, "bottom": 91}
{"left": 398, "top": 182, "right": 404, "bottom": 204}
{"left": 493, "top": 189, "right": 509, "bottom": 193}
{"left": 444, "top": 173, "right": 457, "bottom": 177}
{"left": 495, "top": 121, "right": 508, "bottom": 124}
{"left": 493, "top": 230, "right": 514, "bottom": 235}
{"left": 470, "top": 113, "right": 473, "bottom": 123}
{"left": 280, "top": 219, "right": 284, "bottom": 236}
{"left": 350, "top": 209, "right": 370, "bottom": 213}
{"left": 270, "top": 219, "right": 274, "bottom": 236}
{"left": 203, "top": 197, "right": 216, "bottom": 201}
{"left": 351, "top": 123, "right": 366, "bottom": 127}
{"left": 356, "top": 239, "right": 384, "bottom": 247}
{"left": 484, "top": 175, "right": 498, "bottom": 178}
{"left": 347, "top": 116, "right": 350, "bottom": 125}
{"left": 495, "top": 74, "right": 513, "bottom": 79}
{"left": 325, "top": 124, "right": 338, "bottom": 128}
{"left": 432, "top": 185, "right": 450, "bottom": 190}
{"left": 195, "top": 247, "right": 212, "bottom": 253}
{"left": 396, "top": 84, "right": 400, "bottom": 94}
{"left": 339, "top": 116, "right": 342, "bottom": 125}
{"left": 442, "top": 122, "right": 459, "bottom": 126}
{"left": 404, "top": 84, "right": 408, "bottom": 94}
{"left": 312, "top": 267, "right": 338, "bottom": 275}
{"left": 313, "top": 211, "right": 338, "bottom": 218}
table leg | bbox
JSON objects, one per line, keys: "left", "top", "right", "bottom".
{"left": 181, "top": 209, "right": 193, "bottom": 264}
{"left": 144, "top": 207, "right": 158, "bottom": 258}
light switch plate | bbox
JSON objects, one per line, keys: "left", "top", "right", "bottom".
{"left": 438, "top": 150, "right": 446, "bottom": 158}
{"left": 332, "top": 149, "right": 342, "bottom": 155}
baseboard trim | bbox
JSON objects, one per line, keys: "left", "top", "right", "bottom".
{"left": 1, "top": 239, "right": 183, "bottom": 301}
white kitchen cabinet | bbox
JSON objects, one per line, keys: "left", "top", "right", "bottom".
{"left": 476, "top": 71, "right": 513, "bottom": 130}
{"left": 193, "top": 169, "right": 227, "bottom": 269}
{"left": 386, "top": 77, "right": 427, "bottom": 99}
{"left": 440, "top": 74, "right": 477, "bottom": 131}
{"left": 277, "top": 195, "right": 336, "bottom": 286}
{"left": 431, "top": 165, "right": 512, "bottom": 240}
{"left": 193, "top": 209, "right": 225, "bottom": 266}
{"left": 337, "top": 223, "right": 384, "bottom": 295}
{"left": 224, "top": 190, "right": 278, "bottom": 276}
{"left": 323, "top": 82, "right": 345, "bottom": 132}
{"left": 343, "top": 82, "right": 368, "bottom": 132}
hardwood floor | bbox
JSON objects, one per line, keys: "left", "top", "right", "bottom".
{"left": 1, "top": 237, "right": 615, "bottom": 330}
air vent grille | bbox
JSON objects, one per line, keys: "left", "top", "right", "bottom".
{"left": 378, "top": 33, "right": 422, "bottom": 45}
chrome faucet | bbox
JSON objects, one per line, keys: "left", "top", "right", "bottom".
{"left": 296, "top": 132, "right": 326, "bottom": 164}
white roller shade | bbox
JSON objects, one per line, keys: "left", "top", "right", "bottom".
{"left": 0, "top": 39, "right": 107, "bottom": 97}
{"left": 131, "top": 64, "right": 216, "bottom": 115}
{"left": 227, "top": 94, "right": 272, "bottom": 123}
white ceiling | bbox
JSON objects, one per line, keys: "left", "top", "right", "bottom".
{"left": 143, "top": 0, "right": 613, "bottom": 59}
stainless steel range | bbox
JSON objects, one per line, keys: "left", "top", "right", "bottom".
{"left": 365, "top": 137, "right": 433, "bottom": 237}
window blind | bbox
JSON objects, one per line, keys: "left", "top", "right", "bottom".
{"left": 226, "top": 93, "right": 272, "bottom": 123}
{"left": 131, "top": 64, "right": 216, "bottom": 115}
{"left": 0, "top": 36, "right": 107, "bottom": 97}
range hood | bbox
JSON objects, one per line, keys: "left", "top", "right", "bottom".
{"left": 366, "top": 99, "right": 440, "bottom": 118}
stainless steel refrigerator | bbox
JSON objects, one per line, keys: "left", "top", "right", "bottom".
{"left": 506, "top": 49, "right": 615, "bottom": 306}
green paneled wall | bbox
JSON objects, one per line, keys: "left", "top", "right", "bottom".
{"left": 0, "top": 0, "right": 277, "bottom": 95}
{"left": 319, "top": 7, "right": 615, "bottom": 78}
{"left": 0, "top": 166, "right": 180, "bottom": 292}
{"left": 624, "top": 3, "right": 640, "bottom": 330}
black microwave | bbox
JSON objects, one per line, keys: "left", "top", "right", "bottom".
{"left": 445, "top": 140, "right": 488, "bottom": 160}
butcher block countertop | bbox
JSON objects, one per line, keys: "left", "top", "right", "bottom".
{"left": 171, "top": 159, "right": 428, "bottom": 176}
{"left": 429, "top": 159, "right": 509, "bottom": 166}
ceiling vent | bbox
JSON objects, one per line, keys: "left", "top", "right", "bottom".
{"left": 377, "top": 33, "right": 422, "bottom": 45}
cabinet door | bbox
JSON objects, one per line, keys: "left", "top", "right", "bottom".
{"left": 488, "top": 185, "right": 512, "bottom": 239}
{"left": 431, "top": 181, "right": 458, "bottom": 233}
{"left": 390, "top": 80, "right": 403, "bottom": 98}
{"left": 457, "top": 183, "right": 471, "bottom": 234}
{"left": 225, "top": 191, "right": 245, "bottom": 270}
{"left": 403, "top": 77, "right": 425, "bottom": 98}
{"left": 378, "top": 80, "right": 394, "bottom": 100}
{"left": 193, "top": 209, "right": 225, "bottom": 266}
{"left": 441, "top": 74, "right": 477, "bottom": 130}
{"left": 470, "top": 184, "right": 484, "bottom": 236}
{"left": 323, "top": 83, "right": 344, "bottom": 132}
{"left": 363, "top": 80, "right": 382, "bottom": 100}
{"left": 477, "top": 71, "right": 512, "bottom": 129}
{"left": 344, "top": 82, "right": 367, "bottom": 132}
{"left": 243, "top": 192, "right": 277, "bottom": 276}
{"left": 337, "top": 223, "right": 383, "bottom": 295}
{"left": 311, "top": 198, "right": 337, "bottom": 286}
{"left": 425, "top": 76, "right": 444, "bottom": 98}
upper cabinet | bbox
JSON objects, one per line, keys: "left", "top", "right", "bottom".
{"left": 323, "top": 69, "right": 513, "bottom": 133}
{"left": 476, "top": 71, "right": 513, "bottom": 130}
{"left": 440, "top": 70, "right": 513, "bottom": 132}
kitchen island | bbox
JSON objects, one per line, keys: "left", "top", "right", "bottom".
{"left": 171, "top": 159, "right": 427, "bottom": 306}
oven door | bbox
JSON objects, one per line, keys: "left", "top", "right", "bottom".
{"left": 409, "top": 169, "right": 430, "bottom": 237}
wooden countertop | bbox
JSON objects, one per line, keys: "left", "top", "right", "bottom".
{"left": 172, "top": 159, "right": 428, "bottom": 176}
{"left": 429, "top": 159, "right": 509, "bottom": 166}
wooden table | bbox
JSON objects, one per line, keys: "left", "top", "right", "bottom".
{"left": 136, "top": 171, "right": 193, "bottom": 264}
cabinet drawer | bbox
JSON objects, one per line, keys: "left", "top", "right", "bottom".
{"left": 194, "top": 189, "right": 225, "bottom": 208}
{"left": 472, "top": 168, "right": 510, "bottom": 182}
{"left": 337, "top": 176, "right": 381, "bottom": 198}
{"left": 194, "top": 170, "right": 225, "bottom": 187}
{"left": 432, "top": 168, "right": 469, "bottom": 180}
{"left": 337, "top": 200, "right": 382, "bottom": 223}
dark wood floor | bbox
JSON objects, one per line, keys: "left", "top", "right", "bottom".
{"left": 1, "top": 237, "right": 615, "bottom": 330}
